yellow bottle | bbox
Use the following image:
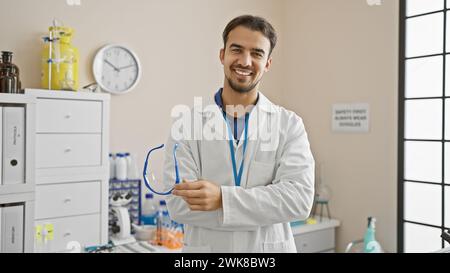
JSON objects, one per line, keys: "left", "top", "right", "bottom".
{"left": 41, "top": 26, "right": 79, "bottom": 91}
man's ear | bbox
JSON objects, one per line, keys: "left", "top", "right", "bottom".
{"left": 264, "top": 57, "right": 272, "bottom": 72}
{"left": 220, "top": 48, "right": 225, "bottom": 65}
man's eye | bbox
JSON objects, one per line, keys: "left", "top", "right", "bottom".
{"left": 231, "top": 48, "right": 241, "bottom": 53}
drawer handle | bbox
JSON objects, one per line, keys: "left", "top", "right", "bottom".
{"left": 64, "top": 147, "right": 72, "bottom": 153}
{"left": 63, "top": 198, "right": 72, "bottom": 203}
{"left": 64, "top": 231, "right": 72, "bottom": 237}
{"left": 65, "top": 113, "right": 72, "bottom": 119}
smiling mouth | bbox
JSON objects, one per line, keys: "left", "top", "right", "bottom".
{"left": 233, "top": 68, "right": 253, "bottom": 77}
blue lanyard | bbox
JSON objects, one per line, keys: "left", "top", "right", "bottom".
{"left": 223, "top": 112, "right": 249, "bottom": 187}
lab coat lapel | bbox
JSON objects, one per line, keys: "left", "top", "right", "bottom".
{"left": 196, "top": 96, "right": 229, "bottom": 142}
{"left": 241, "top": 92, "right": 277, "bottom": 147}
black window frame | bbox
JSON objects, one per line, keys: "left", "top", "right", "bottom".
{"left": 398, "top": 0, "right": 449, "bottom": 253}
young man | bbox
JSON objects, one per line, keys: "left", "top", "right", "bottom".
{"left": 163, "top": 15, "right": 315, "bottom": 253}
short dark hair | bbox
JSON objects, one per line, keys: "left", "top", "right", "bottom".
{"left": 222, "top": 15, "right": 277, "bottom": 56}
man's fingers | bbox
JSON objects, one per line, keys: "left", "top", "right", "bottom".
{"left": 188, "top": 205, "right": 204, "bottom": 211}
{"left": 174, "top": 181, "right": 204, "bottom": 191}
{"left": 173, "top": 189, "right": 206, "bottom": 198}
{"left": 183, "top": 197, "right": 206, "bottom": 205}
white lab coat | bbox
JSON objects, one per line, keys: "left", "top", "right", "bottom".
{"left": 163, "top": 92, "right": 315, "bottom": 253}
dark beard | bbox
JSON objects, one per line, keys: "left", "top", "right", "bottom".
{"left": 226, "top": 76, "right": 260, "bottom": 94}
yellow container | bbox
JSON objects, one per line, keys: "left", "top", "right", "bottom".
{"left": 41, "top": 26, "right": 79, "bottom": 91}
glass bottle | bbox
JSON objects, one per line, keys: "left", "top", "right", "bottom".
{"left": 0, "top": 51, "right": 22, "bottom": 94}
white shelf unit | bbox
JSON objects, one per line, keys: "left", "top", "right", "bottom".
{"left": 0, "top": 93, "right": 35, "bottom": 253}
{"left": 291, "top": 217, "right": 340, "bottom": 253}
{"left": 25, "top": 89, "right": 110, "bottom": 253}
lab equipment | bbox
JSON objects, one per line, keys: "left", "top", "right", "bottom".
{"left": 151, "top": 200, "right": 182, "bottom": 249}
{"left": 155, "top": 200, "right": 167, "bottom": 246}
{"left": 312, "top": 200, "right": 331, "bottom": 222}
{"left": 345, "top": 239, "right": 364, "bottom": 253}
{"left": 84, "top": 243, "right": 115, "bottom": 253}
{"left": 345, "top": 217, "right": 383, "bottom": 253}
{"left": 0, "top": 51, "right": 22, "bottom": 94}
{"left": 143, "top": 143, "right": 180, "bottom": 196}
{"left": 2, "top": 107, "right": 25, "bottom": 185}
{"left": 82, "top": 82, "right": 100, "bottom": 93}
{"left": 84, "top": 240, "right": 173, "bottom": 253}
{"left": 108, "top": 178, "right": 141, "bottom": 226}
{"left": 312, "top": 163, "right": 332, "bottom": 221}
{"left": 110, "top": 192, "right": 136, "bottom": 246}
{"left": 132, "top": 224, "right": 155, "bottom": 241}
{"left": 41, "top": 21, "right": 79, "bottom": 91}
{"left": 141, "top": 193, "right": 158, "bottom": 225}
{"left": 162, "top": 210, "right": 171, "bottom": 238}
{"left": 363, "top": 217, "right": 382, "bottom": 253}
{"left": 115, "top": 153, "right": 127, "bottom": 180}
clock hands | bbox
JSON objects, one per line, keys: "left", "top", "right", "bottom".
{"left": 104, "top": 59, "right": 120, "bottom": 72}
{"left": 117, "top": 64, "right": 136, "bottom": 71}
{"left": 105, "top": 59, "right": 135, "bottom": 73}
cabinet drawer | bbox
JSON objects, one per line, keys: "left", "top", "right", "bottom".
{"left": 36, "top": 98, "right": 102, "bottom": 133}
{"left": 294, "top": 229, "right": 335, "bottom": 253}
{"left": 36, "top": 134, "right": 101, "bottom": 168}
{"left": 35, "top": 181, "right": 101, "bottom": 219}
{"left": 35, "top": 214, "right": 101, "bottom": 253}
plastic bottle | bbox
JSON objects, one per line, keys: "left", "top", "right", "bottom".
{"left": 124, "top": 152, "right": 131, "bottom": 168}
{"left": 155, "top": 200, "right": 165, "bottom": 245}
{"left": 141, "top": 193, "right": 158, "bottom": 225}
{"left": 363, "top": 217, "right": 382, "bottom": 253}
{"left": 109, "top": 153, "right": 115, "bottom": 179}
{"left": 162, "top": 210, "right": 172, "bottom": 247}
{"left": 162, "top": 210, "right": 171, "bottom": 231}
{"left": 126, "top": 153, "right": 139, "bottom": 180}
{"left": 115, "top": 153, "right": 127, "bottom": 181}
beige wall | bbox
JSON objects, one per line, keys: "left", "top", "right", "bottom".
{"left": 0, "top": 0, "right": 399, "bottom": 252}
{"left": 282, "top": 0, "right": 399, "bottom": 252}
{"left": 0, "top": 0, "right": 284, "bottom": 177}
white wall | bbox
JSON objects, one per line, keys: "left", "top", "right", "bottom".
{"left": 0, "top": 0, "right": 399, "bottom": 253}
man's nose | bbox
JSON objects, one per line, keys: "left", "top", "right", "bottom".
{"left": 237, "top": 52, "right": 252, "bottom": 67}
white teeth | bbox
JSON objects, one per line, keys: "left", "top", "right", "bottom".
{"left": 234, "top": 69, "right": 252, "bottom": 76}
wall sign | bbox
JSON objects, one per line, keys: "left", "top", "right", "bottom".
{"left": 332, "top": 103, "right": 370, "bottom": 133}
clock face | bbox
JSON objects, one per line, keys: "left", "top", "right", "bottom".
{"left": 93, "top": 45, "right": 141, "bottom": 94}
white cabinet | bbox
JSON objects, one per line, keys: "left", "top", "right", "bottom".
{"left": 36, "top": 99, "right": 102, "bottom": 133}
{"left": 291, "top": 218, "right": 340, "bottom": 253}
{"left": 26, "top": 89, "right": 110, "bottom": 253}
{"left": 36, "top": 134, "right": 102, "bottom": 168}
{"left": 35, "top": 214, "right": 101, "bottom": 252}
{"left": 35, "top": 181, "right": 101, "bottom": 219}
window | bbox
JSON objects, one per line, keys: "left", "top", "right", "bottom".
{"left": 399, "top": 0, "right": 449, "bottom": 253}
